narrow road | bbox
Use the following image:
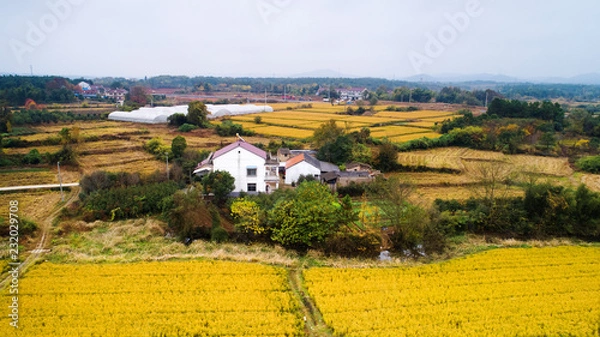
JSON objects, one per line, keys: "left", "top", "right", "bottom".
{"left": 0, "top": 182, "right": 79, "bottom": 192}
{"left": 288, "top": 268, "right": 332, "bottom": 337}
{"left": 0, "top": 187, "right": 79, "bottom": 289}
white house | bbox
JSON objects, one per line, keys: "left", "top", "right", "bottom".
{"left": 338, "top": 87, "right": 368, "bottom": 101}
{"left": 193, "top": 140, "right": 279, "bottom": 194}
{"left": 284, "top": 153, "right": 339, "bottom": 185}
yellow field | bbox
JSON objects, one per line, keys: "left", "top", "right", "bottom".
{"left": 397, "top": 147, "right": 574, "bottom": 176}
{"left": 0, "top": 168, "right": 80, "bottom": 187}
{"left": 222, "top": 106, "right": 457, "bottom": 141}
{"left": 374, "top": 110, "right": 455, "bottom": 119}
{"left": 0, "top": 260, "right": 302, "bottom": 336}
{"left": 369, "top": 125, "right": 432, "bottom": 138}
{"left": 389, "top": 132, "right": 441, "bottom": 143}
{"left": 0, "top": 190, "right": 62, "bottom": 225}
{"left": 304, "top": 246, "right": 600, "bottom": 337}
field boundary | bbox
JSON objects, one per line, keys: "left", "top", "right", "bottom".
{"left": 288, "top": 268, "right": 332, "bottom": 337}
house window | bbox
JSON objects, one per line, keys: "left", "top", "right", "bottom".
{"left": 247, "top": 168, "right": 257, "bottom": 177}
{"left": 247, "top": 183, "right": 257, "bottom": 192}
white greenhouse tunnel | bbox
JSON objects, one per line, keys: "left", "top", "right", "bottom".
{"left": 108, "top": 104, "right": 273, "bottom": 124}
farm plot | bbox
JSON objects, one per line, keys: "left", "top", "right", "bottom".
{"left": 226, "top": 109, "right": 456, "bottom": 141}
{"left": 389, "top": 132, "right": 441, "bottom": 143}
{"left": 374, "top": 110, "right": 456, "bottom": 120}
{"left": 304, "top": 246, "right": 600, "bottom": 337}
{"left": 369, "top": 126, "right": 433, "bottom": 138}
{"left": 0, "top": 260, "right": 303, "bottom": 336}
{"left": 0, "top": 168, "right": 79, "bottom": 187}
{"left": 0, "top": 190, "right": 62, "bottom": 224}
{"left": 78, "top": 150, "right": 161, "bottom": 175}
{"left": 397, "top": 147, "right": 574, "bottom": 177}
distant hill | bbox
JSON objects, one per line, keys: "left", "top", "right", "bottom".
{"left": 403, "top": 72, "right": 600, "bottom": 86}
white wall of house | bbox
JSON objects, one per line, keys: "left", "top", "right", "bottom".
{"left": 212, "top": 147, "right": 266, "bottom": 193}
{"left": 285, "top": 161, "right": 321, "bottom": 185}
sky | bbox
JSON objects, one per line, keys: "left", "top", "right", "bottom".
{"left": 1, "top": 0, "right": 599, "bottom": 80}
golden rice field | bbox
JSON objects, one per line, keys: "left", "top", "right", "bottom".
{"left": 226, "top": 106, "right": 456, "bottom": 142}
{"left": 389, "top": 132, "right": 441, "bottom": 143}
{"left": 397, "top": 147, "right": 574, "bottom": 177}
{"left": 0, "top": 260, "right": 303, "bottom": 336}
{"left": 368, "top": 125, "right": 432, "bottom": 138}
{"left": 304, "top": 246, "right": 600, "bottom": 337}
{"left": 0, "top": 168, "right": 79, "bottom": 187}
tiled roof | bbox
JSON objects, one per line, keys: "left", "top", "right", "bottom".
{"left": 285, "top": 153, "right": 306, "bottom": 169}
{"left": 212, "top": 140, "right": 267, "bottom": 161}
{"left": 285, "top": 153, "right": 339, "bottom": 173}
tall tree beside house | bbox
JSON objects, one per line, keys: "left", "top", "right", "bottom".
{"left": 186, "top": 101, "right": 210, "bottom": 128}
{"left": 317, "top": 134, "right": 353, "bottom": 165}
{"left": 201, "top": 170, "right": 235, "bottom": 206}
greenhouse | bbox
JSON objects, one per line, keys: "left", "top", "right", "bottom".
{"left": 108, "top": 104, "right": 273, "bottom": 124}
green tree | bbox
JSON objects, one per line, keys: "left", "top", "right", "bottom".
{"left": 187, "top": 101, "right": 209, "bottom": 127}
{"left": 539, "top": 132, "right": 556, "bottom": 150}
{"left": 317, "top": 135, "right": 353, "bottom": 165}
{"left": 336, "top": 195, "right": 359, "bottom": 230}
{"left": 164, "top": 187, "right": 213, "bottom": 240}
{"left": 313, "top": 119, "right": 345, "bottom": 148}
{"left": 171, "top": 136, "right": 187, "bottom": 159}
{"left": 0, "top": 105, "right": 11, "bottom": 133}
{"left": 351, "top": 143, "right": 372, "bottom": 164}
{"left": 369, "top": 177, "right": 428, "bottom": 253}
{"left": 23, "top": 149, "right": 43, "bottom": 164}
{"left": 374, "top": 141, "right": 398, "bottom": 172}
{"left": 144, "top": 137, "right": 171, "bottom": 159}
{"left": 269, "top": 181, "right": 339, "bottom": 248}
{"left": 167, "top": 113, "right": 187, "bottom": 127}
{"left": 201, "top": 170, "right": 235, "bottom": 206}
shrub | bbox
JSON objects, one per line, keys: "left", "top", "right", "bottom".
{"left": 178, "top": 123, "right": 198, "bottom": 132}
{"left": 211, "top": 226, "right": 229, "bottom": 243}
{"left": 168, "top": 113, "right": 187, "bottom": 127}
{"left": 23, "top": 149, "right": 43, "bottom": 164}
{"left": 575, "top": 156, "right": 600, "bottom": 173}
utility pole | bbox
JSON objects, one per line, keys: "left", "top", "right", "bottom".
{"left": 57, "top": 161, "right": 64, "bottom": 201}
{"left": 264, "top": 89, "right": 267, "bottom": 112}
{"left": 485, "top": 91, "right": 489, "bottom": 107}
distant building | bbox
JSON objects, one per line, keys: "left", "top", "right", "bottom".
{"left": 322, "top": 171, "right": 377, "bottom": 191}
{"left": 193, "top": 140, "right": 279, "bottom": 194}
{"left": 338, "top": 87, "right": 368, "bottom": 101}
{"left": 77, "top": 81, "right": 91, "bottom": 91}
{"left": 346, "top": 162, "right": 373, "bottom": 172}
{"left": 316, "top": 87, "right": 368, "bottom": 101}
{"left": 284, "top": 153, "right": 339, "bottom": 185}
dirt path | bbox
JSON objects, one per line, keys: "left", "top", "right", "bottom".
{"left": 0, "top": 187, "right": 79, "bottom": 289}
{"left": 288, "top": 268, "right": 332, "bottom": 337}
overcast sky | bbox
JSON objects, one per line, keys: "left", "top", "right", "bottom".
{"left": 1, "top": 0, "right": 599, "bottom": 79}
